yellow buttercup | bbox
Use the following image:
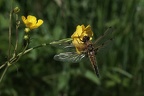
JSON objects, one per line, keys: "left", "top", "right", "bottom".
{"left": 21, "top": 15, "right": 43, "bottom": 30}
{"left": 71, "top": 25, "right": 93, "bottom": 54}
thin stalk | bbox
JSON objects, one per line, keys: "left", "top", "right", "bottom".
{"left": 12, "top": 43, "right": 48, "bottom": 63}
{"left": 0, "top": 63, "right": 6, "bottom": 70}
{"left": 0, "top": 43, "right": 49, "bottom": 83}
{"left": 14, "top": 14, "right": 19, "bottom": 54}
{"left": 0, "top": 43, "right": 48, "bottom": 69}
{"left": 8, "top": 0, "right": 13, "bottom": 60}
{"left": 8, "top": 11, "right": 12, "bottom": 60}
{"left": 0, "top": 64, "right": 9, "bottom": 83}
{"left": 12, "top": 41, "right": 29, "bottom": 64}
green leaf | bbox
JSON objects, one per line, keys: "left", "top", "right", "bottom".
{"left": 83, "top": 70, "right": 101, "bottom": 85}
{"left": 112, "top": 67, "right": 133, "bottom": 78}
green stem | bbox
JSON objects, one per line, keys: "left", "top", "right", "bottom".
{"left": 0, "top": 63, "right": 6, "bottom": 70}
{"left": 12, "top": 41, "right": 29, "bottom": 64}
{"left": 14, "top": 14, "right": 19, "bottom": 54}
{"left": 12, "top": 43, "right": 48, "bottom": 63}
{"left": 0, "top": 43, "right": 48, "bottom": 69}
{"left": 0, "top": 63, "right": 9, "bottom": 83}
{"left": 0, "top": 43, "right": 49, "bottom": 83}
{"left": 8, "top": 11, "right": 12, "bottom": 60}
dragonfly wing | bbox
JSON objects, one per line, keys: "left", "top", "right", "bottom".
{"left": 94, "top": 38, "right": 113, "bottom": 53}
{"left": 49, "top": 38, "right": 74, "bottom": 48}
{"left": 94, "top": 27, "right": 113, "bottom": 47}
{"left": 94, "top": 27, "right": 113, "bottom": 53}
{"left": 54, "top": 52, "right": 85, "bottom": 63}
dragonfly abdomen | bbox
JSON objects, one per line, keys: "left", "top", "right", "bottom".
{"left": 88, "top": 50, "right": 100, "bottom": 77}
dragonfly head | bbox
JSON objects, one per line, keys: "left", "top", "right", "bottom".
{"left": 82, "top": 36, "right": 90, "bottom": 42}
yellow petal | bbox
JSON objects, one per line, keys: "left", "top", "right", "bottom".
{"left": 75, "top": 47, "right": 81, "bottom": 54}
{"left": 71, "top": 25, "right": 93, "bottom": 39}
{"left": 30, "top": 19, "right": 43, "bottom": 29}
{"left": 71, "top": 25, "right": 94, "bottom": 54}
{"left": 36, "top": 19, "right": 43, "bottom": 26}
{"left": 27, "top": 15, "right": 36, "bottom": 22}
{"left": 28, "top": 16, "right": 36, "bottom": 26}
{"left": 21, "top": 15, "right": 43, "bottom": 30}
{"left": 84, "top": 25, "right": 93, "bottom": 37}
{"left": 71, "top": 25, "right": 84, "bottom": 38}
{"left": 21, "top": 16, "right": 27, "bottom": 24}
{"left": 72, "top": 38, "right": 86, "bottom": 54}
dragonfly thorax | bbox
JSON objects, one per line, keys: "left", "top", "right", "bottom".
{"left": 87, "top": 44, "right": 94, "bottom": 51}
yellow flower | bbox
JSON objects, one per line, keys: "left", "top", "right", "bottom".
{"left": 71, "top": 25, "right": 93, "bottom": 54}
{"left": 21, "top": 15, "right": 43, "bottom": 30}
{"left": 71, "top": 25, "right": 93, "bottom": 40}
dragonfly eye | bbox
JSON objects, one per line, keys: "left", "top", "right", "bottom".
{"left": 82, "top": 36, "right": 90, "bottom": 42}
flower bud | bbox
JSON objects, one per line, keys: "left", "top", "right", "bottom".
{"left": 24, "top": 28, "right": 30, "bottom": 33}
{"left": 13, "top": 7, "right": 20, "bottom": 13}
{"left": 23, "top": 35, "right": 30, "bottom": 47}
{"left": 24, "top": 35, "right": 29, "bottom": 40}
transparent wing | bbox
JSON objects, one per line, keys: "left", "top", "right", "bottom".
{"left": 94, "top": 38, "right": 113, "bottom": 53}
{"left": 49, "top": 38, "right": 74, "bottom": 49}
{"left": 54, "top": 52, "right": 85, "bottom": 63}
{"left": 94, "top": 27, "right": 113, "bottom": 47}
{"left": 94, "top": 27, "right": 113, "bottom": 52}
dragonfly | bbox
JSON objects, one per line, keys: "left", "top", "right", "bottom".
{"left": 50, "top": 27, "right": 113, "bottom": 77}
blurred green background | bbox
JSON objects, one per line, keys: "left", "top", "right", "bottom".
{"left": 0, "top": 0, "right": 144, "bottom": 96}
